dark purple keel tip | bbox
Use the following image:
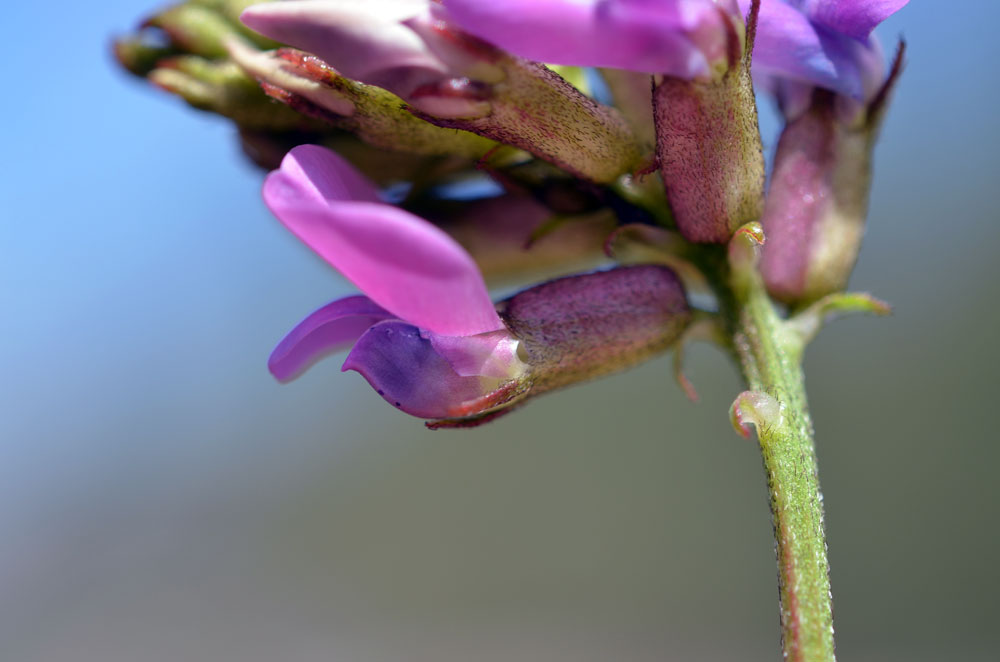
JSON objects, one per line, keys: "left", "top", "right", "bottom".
{"left": 269, "top": 295, "right": 393, "bottom": 382}
{"left": 342, "top": 320, "right": 495, "bottom": 419}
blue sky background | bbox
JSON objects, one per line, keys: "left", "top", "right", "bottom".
{"left": 2, "top": 2, "right": 999, "bottom": 661}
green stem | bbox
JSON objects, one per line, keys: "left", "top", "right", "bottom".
{"left": 715, "top": 253, "right": 836, "bottom": 661}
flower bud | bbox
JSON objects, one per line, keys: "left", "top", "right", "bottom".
{"left": 760, "top": 45, "right": 904, "bottom": 304}
{"left": 240, "top": 0, "right": 643, "bottom": 183}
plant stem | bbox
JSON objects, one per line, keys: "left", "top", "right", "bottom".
{"left": 716, "top": 253, "right": 836, "bottom": 661}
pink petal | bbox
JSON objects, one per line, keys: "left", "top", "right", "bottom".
{"left": 442, "top": 0, "right": 734, "bottom": 78}
{"left": 264, "top": 145, "right": 504, "bottom": 337}
{"left": 270, "top": 141, "right": 380, "bottom": 204}
{"left": 268, "top": 295, "right": 394, "bottom": 383}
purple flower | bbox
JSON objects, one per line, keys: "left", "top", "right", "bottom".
{"left": 442, "top": 0, "right": 745, "bottom": 79}
{"left": 264, "top": 144, "right": 526, "bottom": 419}
{"left": 739, "top": 0, "right": 908, "bottom": 102}
{"left": 264, "top": 145, "right": 692, "bottom": 423}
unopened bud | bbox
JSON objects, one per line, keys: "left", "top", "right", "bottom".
{"left": 760, "top": 45, "right": 904, "bottom": 304}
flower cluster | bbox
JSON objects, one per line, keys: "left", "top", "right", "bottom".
{"left": 116, "top": 0, "right": 907, "bottom": 426}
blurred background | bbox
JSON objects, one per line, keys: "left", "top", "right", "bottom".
{"left": 2, "top": 2, "right": 998, "bottom": 660}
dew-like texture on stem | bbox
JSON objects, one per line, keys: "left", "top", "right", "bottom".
{"left": 723, "top": 265, "right": 835, "bottom": 661}
{"left": 442, "top": 0, "right": 741, "bottom": 78}
{"left": 263, "top": 145, "right": 504, "bottom": 336}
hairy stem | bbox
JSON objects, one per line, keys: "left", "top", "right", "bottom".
{"left": 715, "top": 252, "right": 836, "bottom": 661}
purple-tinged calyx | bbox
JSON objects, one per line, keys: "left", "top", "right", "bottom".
{"left": 265, "top": 146, "right": 691, "bottom": 424}
{"left": 497, "top": 265, "right": 691, "bottom": 398}
{"left": 652, "top": 0, "right": 766, "bottom": 243}
{"left": 240, "top": 0, "right": 643, "bottom": 183}
{"left": 429, "top": 264, "right": 693, "bottom": 427}
{"left": 760, "top": 44, "right": 905, "bottom": 304}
